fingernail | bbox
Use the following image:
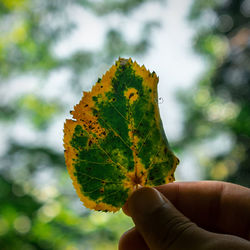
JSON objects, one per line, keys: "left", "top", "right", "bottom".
{"left": 128, "top": 187, "right": 167, "bottom": 216}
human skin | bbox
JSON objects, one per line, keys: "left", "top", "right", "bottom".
{"left": 119, "top": 181, "right": 250, "bottom": 250}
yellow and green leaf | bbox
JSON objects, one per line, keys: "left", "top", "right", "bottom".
{"left": 63, "top": 58, "right": 179, "bottom": 212}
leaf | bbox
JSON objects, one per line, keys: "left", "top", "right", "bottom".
{"left": 63, "top": 58, "right": 179, "bottom": 212}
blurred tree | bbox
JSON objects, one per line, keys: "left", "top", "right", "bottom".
{"left": 178, "top": 0, "right": 250, "bottom": 186}
{"left": 0, "top": 0, "right": 164, "bottom": 249}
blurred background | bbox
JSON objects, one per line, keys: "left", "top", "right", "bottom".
{"left": 0, "top": 0, "right": 249, "bottom": 249}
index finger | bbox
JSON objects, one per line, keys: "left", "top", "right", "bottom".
{"left": 122, "top": 181, "right": 250, "bottom": 240}
{"left": 155, "top": 181, "right": 250, "bottom": 240}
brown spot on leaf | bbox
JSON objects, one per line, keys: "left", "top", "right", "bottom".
{"left": 129, "top": 93, "right": 134, "bottom": 99}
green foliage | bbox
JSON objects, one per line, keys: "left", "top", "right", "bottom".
{"left": 83, "top": 0, "right": 164, "bottom": 15}
{"left": 18, "top": 94, "right": 60, "bottom": 129}
{"left": 0, "top": 0, "right": 163, "bottom": 248}
{"left": 178, "top": 0, "right": 250, "bottom": 186}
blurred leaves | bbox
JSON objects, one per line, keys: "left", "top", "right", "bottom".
{"left": 0, "top": 0, "right": 159, "bottom": 248}
{"left": 18, "top": 94, "right": 60, "bottom": 129}
{"left": 83, "top": 0, "right": 164, "bottom": 15}
{"left": 178, "top": 0, "right": 250, "bottom": 186}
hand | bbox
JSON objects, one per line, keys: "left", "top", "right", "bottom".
{"left": 119, "top": 181, "right": 250, "bottom": 250}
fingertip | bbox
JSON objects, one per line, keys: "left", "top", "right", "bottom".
{"left": 122, "top": 186, "right": 149, "bottom": 217}
{"left": 128, "top": 187, "right": 167, "bottom": 218}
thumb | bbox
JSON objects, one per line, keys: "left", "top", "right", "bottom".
{"left": 128, "top": 187, "right": 211, "bottom": 250}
